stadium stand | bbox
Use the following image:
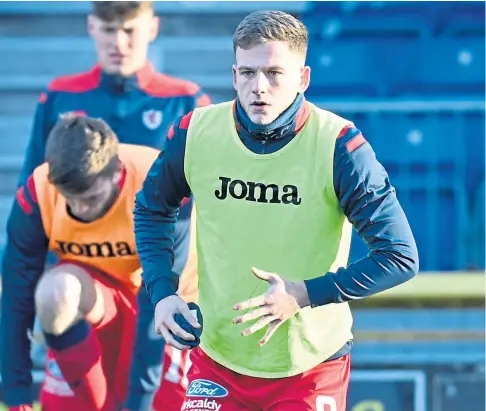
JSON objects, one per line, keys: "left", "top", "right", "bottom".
{"left": 301, "top": 1, "right": 485, "bottom": 273}
{"left": 0, "top": 2, "right": 484, "bottom": 410}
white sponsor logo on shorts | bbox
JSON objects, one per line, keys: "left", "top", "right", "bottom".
{"left": 42, "top": 358, "right": 74, "bottom": 397}
{"left": 186, "top": 379, "right": 228, "bottom": 398}
{"left": 181, "top": 398, "right": 222, "bottom": 411}
{"left": 43, "top": 375, "right": 74, "bottom": 397}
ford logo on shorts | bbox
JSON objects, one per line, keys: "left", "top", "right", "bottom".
{"left": 186, "top": 379, "right": 228, "bottom": 398}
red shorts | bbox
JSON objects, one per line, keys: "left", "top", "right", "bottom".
{"left": 152, "top": 346, "right": 192, "bottom": 411}
{"left": 181, "top": 348, "right": 350, "bottom": 411}
{"left": 40, "top": 262, "right": 137, "bottom": 411}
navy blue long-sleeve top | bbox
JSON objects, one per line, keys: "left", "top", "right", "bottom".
{"left": 135, "top": 93, "right": 419, "bottom": 312}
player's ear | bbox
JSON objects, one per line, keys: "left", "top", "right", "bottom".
{"left": 148, "top": 15, "right": 160, "bottom": 42}
{"left": 112, "top": 160, "right": 124, "bottom": 184}
{"left": 232, "top": 64, "right": 238, "bottom": 91}
{"left": 299, "top": 65, "right": 311, "bottom": 94}
{"left": 87, "top": 14, "right": 96, "bottom": 38}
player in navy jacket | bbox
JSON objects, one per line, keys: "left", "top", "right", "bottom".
{"left": 7, "top": 2, "right": 209, "bottom": 410}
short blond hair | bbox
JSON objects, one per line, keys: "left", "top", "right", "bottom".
{"left": 233, "top": 10, "right": 308, "bottom": 56}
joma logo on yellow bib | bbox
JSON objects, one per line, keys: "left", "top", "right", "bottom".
{"left": 215, "top": 176, "right": 301, "bottom": 205}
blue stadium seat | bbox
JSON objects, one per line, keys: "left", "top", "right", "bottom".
{"left": 395, "top": 182, "right": 468, "bottom": 271}
{"left": 305, "top": 1, "right": 431, "bottom": 19}
{"left": 374, "top": 40, "right": 420, "bottom": 97}
{"left": 439, "top": 9, "right": 485, "bottom": 38}
{"left": 436, "top": 0, "right": 485, "bottom": 14}
{"left": 413, "top": 38, "right": 485, "bottom": 96}
{"left": 345, "top": 111, "right": 470, "bottom": 271}
{"left": 306, "top": 41, "right": 381, "bottom": 97}
{"left": 463, "top": 110, "right": 486, "bottom": 195}
{"left": 348, "top": 182, "right": 469, "bottom": 271}
{"left": 304, "top": 1, "right": 484, "bottom": 39}
{"left": 470, "top": 180, "right": 485, "bottom": 270}
{"left": 307, "top": 37, "right": 484, "bottom": 97}
{"left": 304, "top": 1, "right": 430, "bottom": 39}
{"left": 305, "top": 13, "right": 427, "bottom": 41}
{"left": 321, "top": 105, "right": 483, "bottom": 272}
{"left": 331, "top": 107, "right": 483, "bottom": 191}
{"left": 333, "top": 12, "right": 427, "bottom": 40}
{"left": 307, "top": 39, "right": 420, "bottom": 98}
{"left": 435, "top": 1, "right": 485, "bottom": 36}
{"left": 303, "top": 0, "right": 356, "bottom": 15}
{"left": 343, "top": 110, "right": 472, "bottom": 271}
{"left": 370, "top": 111, "right": 466, "bottom": 185}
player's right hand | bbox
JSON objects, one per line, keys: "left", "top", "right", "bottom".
{"left": 9, "top": 406, "right": 34, "bottom": 411}
{"left": 154, "top": 295, "right": 201, "bottom": 350}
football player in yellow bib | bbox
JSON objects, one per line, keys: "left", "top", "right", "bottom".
{"left": 135, "top": 10, "right": 418, "bottom": 411}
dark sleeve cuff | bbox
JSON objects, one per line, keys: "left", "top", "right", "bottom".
{"left": 3, "top": 386, "right": 34, "bottom": 408}
{"left": 304, "top": 274, "right": 339, "bottom": 308}
{"left": 145, "top": 276, "right": 178, "bottom": 308}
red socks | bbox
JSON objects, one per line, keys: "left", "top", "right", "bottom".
{"left": 49, "top": 329, "right": 116, "bottom": 411}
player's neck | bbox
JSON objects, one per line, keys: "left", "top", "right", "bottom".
{"left": 100, "top": 62, "right": 153, "bottom": 93}
{"left": 235, "top": 94, "right": 305, "bottom": 141}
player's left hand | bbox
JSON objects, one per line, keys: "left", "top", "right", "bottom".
{"left": 232, "top": 267, "right": 310, "bottom": 346}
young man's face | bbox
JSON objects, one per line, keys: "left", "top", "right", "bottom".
{"left": 88, "top": 11, "right": 159, "bottom": 76}
{"left": 58, "top": 172, "right": 120, "bottom": 223}
{"left": 233, "top": 41, "right": 310, "bottom": 125}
